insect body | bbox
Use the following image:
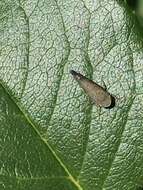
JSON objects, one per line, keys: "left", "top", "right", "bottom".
{"left": 70, "top": 70, "right": 115, "bottom": 109}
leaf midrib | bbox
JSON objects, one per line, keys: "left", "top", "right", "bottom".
{"left": 0, "top": 81, "right": 83, "bottom": 190}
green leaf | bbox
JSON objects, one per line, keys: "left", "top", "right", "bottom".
{"left": 125, "top": 0, "right": 143, "bottom": 27}
{"left": 0, "top": 0, "right": 143, "bottom": 190}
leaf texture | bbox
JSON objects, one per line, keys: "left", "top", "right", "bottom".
{"left": 0, "top": 0, "right": 143, "bottom": 190}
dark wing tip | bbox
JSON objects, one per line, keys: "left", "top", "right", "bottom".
{"left": 104, "top": 95, "right": 116, "bottom": 109}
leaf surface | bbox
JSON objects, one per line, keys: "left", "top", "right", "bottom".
{"left": 0, "top": 0, "right": 143, "bottom": 190}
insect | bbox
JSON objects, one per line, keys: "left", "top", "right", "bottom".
{"left": 70, "top": 70, "right": 115, "bottom": 109}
